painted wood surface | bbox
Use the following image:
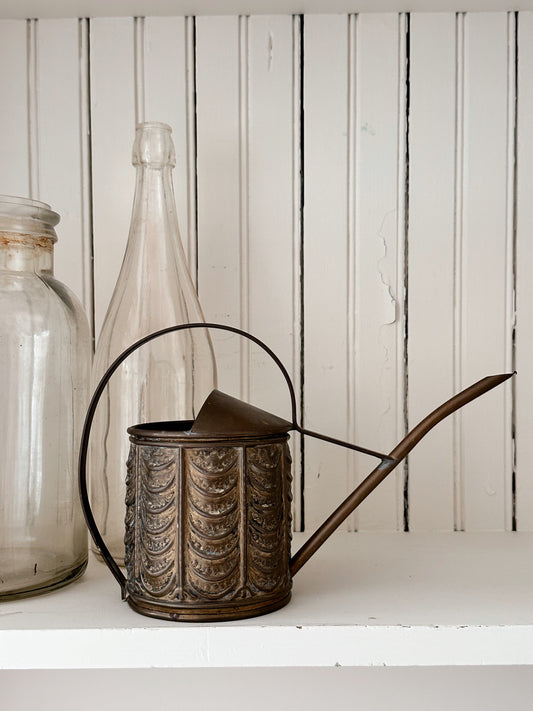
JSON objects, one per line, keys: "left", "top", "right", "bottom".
{"left": 3, "top": 532, "right": 533, "bottom": 668}
{"left": 0, "top": 12, "right": 525, "bottom": 532}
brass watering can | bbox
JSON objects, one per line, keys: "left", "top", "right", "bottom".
{"left": 79, "top": 323, "right": 513, "bottom": 622}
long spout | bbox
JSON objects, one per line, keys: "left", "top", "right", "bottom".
{"left": 289, "top": 372, "right": 515, "bottom": 577}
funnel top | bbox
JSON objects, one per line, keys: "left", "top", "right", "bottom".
{"left": 190, "top": 389, "right": 293, "bottom": 437}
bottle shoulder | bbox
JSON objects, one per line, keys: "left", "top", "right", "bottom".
{"left": 40, "top": 274, "right": 90, "bottom": 326}
{"left": 96, "top": 259, "right": 205, "bottom": 351}
{"left": 0, "top": 271, "right": 89, "bottom": 344}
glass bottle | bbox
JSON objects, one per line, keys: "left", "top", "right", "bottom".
{"left": 91, "top": 122, "right": 217, "bottom": 564}
{"left": 0, "top": 196, "right": 91, "bottom": 599}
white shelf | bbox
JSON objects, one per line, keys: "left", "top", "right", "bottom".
{"left": 1, "top": 531, "right": 533, "bottom": 669}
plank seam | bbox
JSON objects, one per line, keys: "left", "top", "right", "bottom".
{"left": 508, "top": 10, "right": 518, "bottom": 531}
{"left": 298, "top": 13, "right": 305, "bottom": 532}
{"left": 79, "top": 17, "right": 96, "bottom": 346}
{"left": 347, "top": 12, "right": 357, "bottom": 532}
{"left": 400, "top": 12, "right": 410, "bottom": 533}
{"left": 185, "top": 15, "right": 199, "bottom": 284}
{"left": 292, "top": 13, "right": 304, "bottom": 532}
{"left": 453, "top": 11, "right": 466, "bottom": 532}
{"left": 134, "top": 16, "right": 145, "bottom": 125}
{"left": 238, "top": 14, "right": 250, "bottom": 401}
{"left": 27, "top": 18, "right": 39, "bottom": 200}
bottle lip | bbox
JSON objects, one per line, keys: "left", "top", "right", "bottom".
{"left": 136, "top": 121, "right": 172, "bottom": 133}
{"left": 0, "top": 195, "right": 60, "bottom": 227}
{"left": 132, "top": 122, "right": 176, "bottom": 168}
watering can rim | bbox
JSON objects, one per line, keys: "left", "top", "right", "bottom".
{"left": 127, "top": 388, "right": 294, "bottom": 440}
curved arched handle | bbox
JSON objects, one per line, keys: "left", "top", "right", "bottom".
{"left": 78, "top": 322, "right": 303, "bottom": 595}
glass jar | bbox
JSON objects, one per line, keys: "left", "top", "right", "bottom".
{"left": 0, "top": 196, "right": 91, "bottom": 599}
{"left": 90, "top": 122, "right": 216, "bottom": 565}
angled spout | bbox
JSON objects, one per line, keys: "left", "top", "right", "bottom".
{"left": 289, "top": 372, "right": 515, "bottom": 577}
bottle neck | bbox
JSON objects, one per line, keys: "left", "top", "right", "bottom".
{"left": 125, "top": 164, "right": 186, "bottom": 267}
{"left": 0, "top": 233, "right": 54, "bottom": 274}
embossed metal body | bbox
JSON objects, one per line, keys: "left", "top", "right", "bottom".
{"left": 124, "top": 428, "right": 292, "bottom": 621}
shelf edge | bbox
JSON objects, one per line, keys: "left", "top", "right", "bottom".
{"left": 3, "top": 624, "right": 533, "bottom": 669}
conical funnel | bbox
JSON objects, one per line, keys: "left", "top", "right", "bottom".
{"left": 190, "top": 389, "right": 293, "bottom": 437}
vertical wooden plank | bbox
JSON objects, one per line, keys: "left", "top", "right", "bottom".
{"left": 407, "top": 13, "right": 456, "bottom": 531}
{"left": 37, "top": 19, "right": 87, "bottom": 308}
{"left": 303, "top": 14, "right": 350, "bottom": 531}
{"left": 515, "top": 11, "right": 533, "bottom": 530}
{"left": 196, "top": 16, "right": 242, "bottom": 397}
{"left": 143, "top": 16, "right": 195, "bottom": 270}
{"left": 90, "top": 17, "right": 136, "bottom": 339}
{"left": 459, "top": 12, "right": 513, "bottom": 530}
{"left": 247, "top": 15, "right": 302, "bottom": 526}
{"left": 0, "top": 21, "right": 29, "bottom": 197}
{"left": 293, "top": 14, "right": 303, "bottom": 531}
{"left": 352, "top": 13, "right": 404, "bottom": 531}
{"left": 247, "top": 15, "right": 296, "bottom": 416}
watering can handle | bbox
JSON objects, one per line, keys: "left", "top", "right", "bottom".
{"left": 78, "top": 321, "right": 393, "bottom": 595}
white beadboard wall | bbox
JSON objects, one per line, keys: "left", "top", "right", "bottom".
{"left": 0, "top": 12, "right": 528, "bottom": 533}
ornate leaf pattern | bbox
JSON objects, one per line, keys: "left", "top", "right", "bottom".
{"left": 126, "top": 438, "right": 292, "bottom": 613}
{"left": 137, "top": 446, "right": 177, "bottom": 598}
{"left": 124, "top": 444, "right": 137, "bottom": 579}
{"left": 184, "top": 447, "right": 241, "bottom": 599}
{"left": 246, "top": 443, "right": 292, "bottom": 594}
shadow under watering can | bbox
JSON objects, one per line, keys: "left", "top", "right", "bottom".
{"left": 78, "top": 323, "right": 514, "bottom": 622}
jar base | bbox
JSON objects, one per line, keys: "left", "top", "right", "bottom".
{"left": 0, "top": 554, "right": 87, "bottom": 601}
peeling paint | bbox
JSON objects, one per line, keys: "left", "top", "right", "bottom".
{"left": 376, "top": 209, "right": 398, "bottom": 327}
{"left": 268, "top": 31, "right": 274, "bottom": 71}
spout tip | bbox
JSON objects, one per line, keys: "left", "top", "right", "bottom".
{"left": 499, "top": 371, "right": 516, "bottom": 381}
{"left": 486, "top": 372, "right": 516, "bottom": 385}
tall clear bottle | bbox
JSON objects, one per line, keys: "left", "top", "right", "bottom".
{"left": 91, "top": 122, "right": 217, "bottom": 564}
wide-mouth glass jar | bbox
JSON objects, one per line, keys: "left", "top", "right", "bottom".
{"left": 0, "top": 195, "right": 91, "bottom": 599}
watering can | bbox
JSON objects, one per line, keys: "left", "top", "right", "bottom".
{"left": 78, "top": 323, "right": 513, "bottom": 622}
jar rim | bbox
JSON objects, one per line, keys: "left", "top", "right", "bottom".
{"left": 0, "top": 195, "right": 60, "bottom": 227}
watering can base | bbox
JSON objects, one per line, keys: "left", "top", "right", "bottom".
{"left": 126, "top": 589, "right": 292, "bottom": 622}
